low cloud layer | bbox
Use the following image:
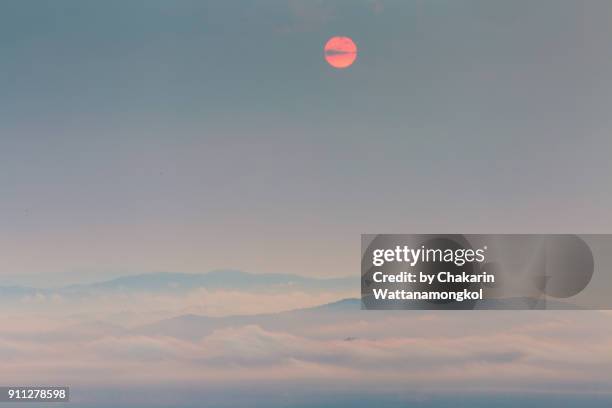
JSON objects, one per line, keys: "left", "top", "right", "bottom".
{"left": 1, "top": 273, "right": 611, "bottom": 406}
{"left": 1, "top": 309, "right": 611, "bottom": 397}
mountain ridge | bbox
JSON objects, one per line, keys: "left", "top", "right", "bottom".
{"left": 0, "top": 270, "right": 357, "bottom": 297}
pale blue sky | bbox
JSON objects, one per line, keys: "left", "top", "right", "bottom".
{"left": 1, "top": 0, "right": 612, "bottom": 284}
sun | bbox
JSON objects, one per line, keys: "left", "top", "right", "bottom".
{"left": 324, "top": 36, "right": 358, "bottom": 69}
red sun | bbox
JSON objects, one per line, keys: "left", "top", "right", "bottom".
{"left": 324, "top": 36, "right": 357, "bottom": 69}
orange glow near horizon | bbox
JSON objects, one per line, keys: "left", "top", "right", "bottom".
{"left": 324, "top": 36, "right": 357, "bottom": 69}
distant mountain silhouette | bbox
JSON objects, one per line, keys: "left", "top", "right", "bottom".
{"left": 0, "top": 285, "right": 40, "bottom": 298}
{"left": 0, "top": 270, "right": 356, "bottom": 299}
{"left": 132, "top": 295, "right": 582, "bottom": 341}
{"left": 135, "top": 297, "right": 362, "bottom": 340}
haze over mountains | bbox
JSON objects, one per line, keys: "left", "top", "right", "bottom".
{"left": 0, "top": 270, "right": 358, "bottom": 327}
{"left": 1, "top": 269, "right": 612, "bottom": 408}
{"left": 0, "top": 270, "right": 357, "bottom": 297}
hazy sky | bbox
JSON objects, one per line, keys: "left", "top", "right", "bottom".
{"left": 2, "top": 0, "right": 612, "bottom": 284}
{"left": 1, "top": 5, "right": 612, "bottom": 406}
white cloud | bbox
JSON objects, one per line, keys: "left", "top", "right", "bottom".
{"left": 1, "top": 312, "right": 611, "bottom": 394}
